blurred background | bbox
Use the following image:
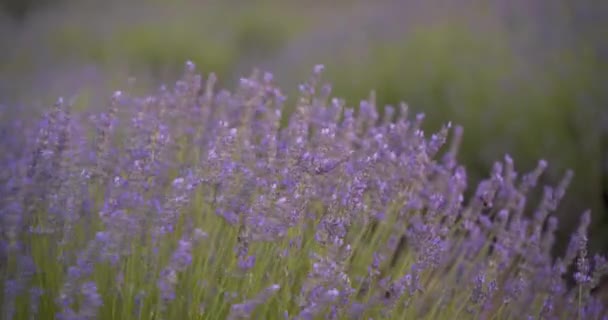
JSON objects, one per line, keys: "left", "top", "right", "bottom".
{"left": 1, "top": 0, "right": 607, "bottom": 255}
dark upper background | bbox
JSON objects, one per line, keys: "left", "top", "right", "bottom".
{"left": 1, "top": 0, "right": 607, "bottom": 255}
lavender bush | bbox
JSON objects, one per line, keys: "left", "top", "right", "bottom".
{"left": 1, "top": 62, "right": 607, "bottom": 319}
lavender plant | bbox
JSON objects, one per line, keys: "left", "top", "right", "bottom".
{"left": 1, "top": 62, "right": 606, "bottom": 319}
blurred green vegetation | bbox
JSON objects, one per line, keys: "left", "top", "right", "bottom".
{"left": 1, "top": 0, "right": 606, "bottom": 253}
{"left": 316, "top": 10, "right": 607, "bottom": 254}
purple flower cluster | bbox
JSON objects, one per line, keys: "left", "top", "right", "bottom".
{"left": 0, "top": 62, "right": 607, "bottom": 319}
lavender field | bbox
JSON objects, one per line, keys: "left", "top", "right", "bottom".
{"left": 1, "top": 1, "right": 608, "bottom": 319}
{"left": 0, "top": 61, "right": 606, "bottom": 319}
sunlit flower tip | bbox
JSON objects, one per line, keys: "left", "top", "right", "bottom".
{"left": 574, "top": 271, "right": 592, "bottom": 285}
{"left": 497, "top": 209, "right": 509, "bottom": 221}
{"left": 325, "top": 288, "right": 339, "bottom": 300}
{"left": 172, "top": 177, "right": 185, "bottom": 187}
{"left": 185, "top": 60, "right": 196, "bottom": 72}
{"left": 263, "top": 72, "right": 274, "bottom": 83}
{"left": 95, "top": 231, "right": 110, "bottom": 242}
{"left": 193, "top": 228, "right": 208, "bottom": 241}
{"left": 239, "top": 78, "right": 251, "bottom": 87}
{"left": 111, "top": 91, "right": 122, "bottom": 100}
{"left": 313, "top": 64, "right": 325, "bottom": 74}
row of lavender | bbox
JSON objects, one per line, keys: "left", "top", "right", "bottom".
{"left": 1, "top": 63, "right": 607, "bottom": 319}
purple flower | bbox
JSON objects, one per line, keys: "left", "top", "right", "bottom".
{"left": 2, "top": 60, "right": 606, "bottom": 319}
{"left": 227, "top": 284, "right": 280, "bottom": 320}
{"left": 238, "top": 255, "right": 256, "bottom": 271}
